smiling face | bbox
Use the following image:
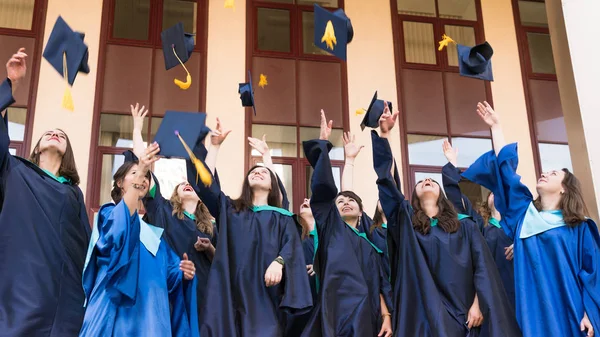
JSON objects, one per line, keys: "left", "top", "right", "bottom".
{"left": 335, "top": 194, "right": 361, "bottom": 219}
{"left": 247, "top": 166, "right": 272, "bottom": 190}
{"left": 176, "top": 181, "right": 199, "bottom": 202}
{"left": 118, "top": 164, "right": 150, "bottom": 199}
{"left": 536, "top": 170, "right": 566, "bottom": 196}
{"left": 300, "top": 198, "right": 313, "bottom": 216}
{"left": 414, "top": 178, "right": 441, "bottom": 200}
{"left": 38, "top": 129, "right": 68, "bottom": 156}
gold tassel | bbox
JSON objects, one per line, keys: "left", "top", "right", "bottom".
{"left": 172, "top": 47, "right": 192, "bottom": 90}
{"left": 175, "top": 130, "right": 212, "bottom": 187}
{"left": 224, "top": 0, "right": 235, "bottom": 9}
{"left": 321, "top": 20, "right": 337, "bottom": 50}
{"left": 355, "top": 108, "right": 366, "bottom": 116}
{"left": 62, "top": 52, "right": 74, "bottom": 112}
{"left": 258, "top": 74, "right": 268, "bottom": 88}
{"left": 438, "top": 34, "right": 456, "bottom": 51}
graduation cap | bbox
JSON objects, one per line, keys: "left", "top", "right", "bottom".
{"left": 239, "top": 71, "right": 256, "bottom": 115}
{"left": 457, "top": 42, "right": 494, "bottom": 81}
{"left": 153, "top": 111, "right": 212, "bottom": 186}
{"left": 161, "top": 22, "right": 195, "bottom": 90}
{"left": 360, "top": 91, "right": 392, "bottom": 131}
{"left": 42, "top": 16, "right": 90, "bottom": 111}
{"left": 313, "top": 4, "right": 353, "bottom": 61}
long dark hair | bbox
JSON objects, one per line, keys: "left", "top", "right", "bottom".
{"left": 170, "top": 184, "right": 214, "bottom": 237}
{"left": 232, "top": 165, "right": 282, "bottom": 212}
{"left": 533, "top": 168, "right": 588, "bottom": 227}
{"left": 110, "top": 161, "right": 151, "bottom": 204}
{"left": 411, "top": 180, "right": 460, "bottom": 235}
{"left": 29, "top": 129, "right": 80, "bottom": 185}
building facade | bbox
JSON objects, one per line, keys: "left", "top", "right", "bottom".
{"left": 1, "top": 0, "right": 598, "bottom": 218}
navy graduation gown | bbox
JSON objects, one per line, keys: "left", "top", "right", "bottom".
{"left": 301, "top": 139, "right": 393, "bottom": 337}
{"left": 143, "top": 174, "right": 217, "bottom": 324}
{"left": 442, "top": 163, "right": 515, "bottom": 311}
{"left": 0, "top": 79, "right": 15, "bottom": 112}
{"left": 187, "top": 161, "right": 312, "bottom": 337}
{"left": 0, "top": 102, "right": 91, "bottom": 336}
{"left": 80, "top": 202, "right": 198, "bottom": 337}
{"left": 371, "top": 131, "right": 520, "bottom": 337}
{"left": 463, "top": 143, "right": 600, "bottom": 337}
{"left": 358, "top": 215, "right": 390, "bottom": 282}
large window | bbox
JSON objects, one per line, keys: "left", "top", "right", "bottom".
{"left": 391, "top": 0, "right": 493, "bottom": 198}
{"left": 86, "top": 0, "right": 208, "bottom": 210}
{"left": 0, "top": 0, "right": 45, "bottom": 157}
{"left": 248, "top": 0, "right": 349, "bottom": 213}
{"left": 513, "top": 0, "right": 572, "bottom": 174}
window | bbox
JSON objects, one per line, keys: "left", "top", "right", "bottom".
{"left": 392, "top": 0, "right": 493, "bottom": 199}
{"left": 248, "top": 0, "right": 348, "bottom": 213}
{"left": 87, "top": 0, "right": 208, "bottom": 209}
{"left": 512, "top": 0, "right": 572, "bottom": 174}
{"left": 0, "top": 0, "right": 44, "bottom": 157}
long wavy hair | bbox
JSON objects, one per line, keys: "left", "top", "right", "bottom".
{"left": 110, "top": 161, "right": 151, "bottom": 204}
{"left": 410, "top": 180, "right": 460, "bottom": 235}
{"left": 478, "top": 191, "right": 493, "bottom": 225}
{"left": 170, "top": 183, "right": 214, "bottom": 237}
{"left": 534, "top": 168, "right": 588, "bottom": 227}
{"left": 370, "top": 205, "right": 385, "bottom": 234}
{"left": 232, "top": 165, "right": 282, "bottom": 212}
{"left": 29, "top": 129, "right": 80, "bottom": 185}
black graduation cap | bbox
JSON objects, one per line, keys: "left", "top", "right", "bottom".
{"left": 457, "top": 42, "right": 494, "bottom": 81}
{"left": 313, "top": 4, "right": 353, "bottom": 61}
{"left": 161, "top": 22, "right": 195, "bottom": 70}
{"left": 239, "top": 71, "right": 256, "bottom": 115}
{"left": 360, "top": 91, "right": 392, "bottom": 131}
{"left": 122, "top": 150, "right": 138, "bottom": 163}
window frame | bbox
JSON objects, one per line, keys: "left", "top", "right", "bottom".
{"left": 0, "top": 0, "right": 47, "bottom": 158}
{"left": 86, "top": 0, "right": 209, "bottom": 214}
{"left": 390, "top": 0, "right": 493, "bottom": 194}
{"left": 246, "top": 0, "right": 350, "bottom": 214}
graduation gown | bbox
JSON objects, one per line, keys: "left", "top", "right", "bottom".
{"left": 0, "top": 80, "right": 91, "bottom": 337}
{"left": 80, "top": 202, "right": 199, "bottom": 337}
{"left": 187, "top": 162, "right": 312, "bottom": 337}
{"left": 358, "top": 215, "right": 390, "bottom": 282}
{"left": 442, "top": 163, "right": 515, "bottom": 311}
{"left": 300, "top": 139, "right": 393, "bottom": 337}
{"left": 142, "top": 174, "right": 217, "bottom": 325}
{"left": 371, "top": 131, "right": 520, "bottom": 337}
{"left": 462, "top": 143, "right": 600, "bottom": 337}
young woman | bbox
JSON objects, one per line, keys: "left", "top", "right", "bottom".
{"left": 300, "top": 110, "right": 393, "bottom": 337}
{"left": 187, "top": 123, "right": 312, "bottom": 336}
{"left": 129, "top": 104, "right": 217, "bottom": 324}
{"left": 441, "top": 140, "right": 515, "bottom": 311}
{"left": 80, "top": 144, "right": 199, "bottom": 337}
{"left": 373, "top": 103, "right": 520, "bottom": 337}
{"left": 462, "top": 101, "right": 599, "bottom": 337}
{"left": 0, "top": 48, "right": 92, "bottom": 336}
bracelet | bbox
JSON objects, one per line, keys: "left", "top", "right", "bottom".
{"left": 274, "top": 256, "right": 285, "bottom": 266}
{"left": 382, "top": 313, "right": 391, "bottom": 318}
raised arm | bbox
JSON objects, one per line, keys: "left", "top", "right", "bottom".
{"left": 1, "top": 48, "right": 26, "bottom": 115}
{"left": 477, "top": 101, "right": 505, "bottom": 156}
{"left": 341, "top": 132, "right": 364, "bottom": 192}
{"left": 206, "top": 117, "right": 231, "bottom": 175}
{"left": 186, "top": 156, "right": 223, "bottom": 221}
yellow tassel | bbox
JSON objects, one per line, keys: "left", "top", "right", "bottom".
{"left": 355, "top": 108, "right": 366, "bottom": 116}
{"left": 321, "top": 20, "right": 337, "bottom": 50}
{"left": 258, "top": 74, "right": 268, "bottom": 88}
{"left": 224, "top": 0, "right": 235, "bottom": 9}
{"left": 175, "top": 131, "right": 212, "bottom": 187}
{"left": 172, "top": 47, "right": 192, "bottom": 90}
{"left": 438, "top": 34, "right": 456, "bottom": 51}
{"left": 62, "top": 52, "right": 74, "bottom": 111}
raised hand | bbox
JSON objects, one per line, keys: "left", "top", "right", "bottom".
{"left": 319, "top": 109, "right": 333, "bottom": 141}
{"left": 442, "top": 139, "right": 458, "bottom": 167}
{"left": 476, "top": 101, "right": 500, "bottom": 127}
{"left": 248, "top": 134, "right": 270, "bottom": 155}
{"left": 6, "top": 48, "right": 27, "bottom": 86}
{"left": 211, "top": 117, "right": 232, "bottom": 146}
{"left": 139, "top": 142, "right": 160, "bottom": 172}
{"left": 378, "top": 101, "right": 399, "bottom": 135}
{"left": 130, "top": 103, "right": 148, "bottom": 132}
{"left": 180, "top": 253, "right": 196, "bottom": 281}
{"left": 343, "top": 132, "right": 364, "bottom": 159}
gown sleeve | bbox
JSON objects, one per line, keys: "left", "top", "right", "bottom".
{"left": 143, "top": 173, "right": 170, "bottom": 218}
{"left": 277, "top": 173, "right": 290, "bottom": 211}
{"left": 303, "top": 139, "right": 338, "bottom": 228}
{"left": 0, "top": 104, "right": 12, "bottom": 190}
{"left": 462, "top": 143, "right": 532, "bottom": 240}
{"left": 0, "top": 79, "right": 15, "bottom": 113}
{"left": 580, "top": 219, "right": 600, "bottom": 332}
{"left": 186, "top": 158, "right": 226, "bottom": 226}
{"left": 442, "top": 163, "right": 486, "bottom": 231}
{"left": 90, "top": 202, "right": 142, "bottom": 304}
{"left": 166, "top": 246, "right": 200, "bottom": 337}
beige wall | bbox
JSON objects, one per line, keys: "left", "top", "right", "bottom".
{"left": 34, "top": 0, "right": 103, "bottom": 198}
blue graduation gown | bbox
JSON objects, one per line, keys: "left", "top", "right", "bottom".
{"left": 371, "top": 131, "right": 521, "bottom": 337}
{"left": 300, "top": 139, "right": 393, "bottom": 337}
{"left": 143, "top": 174, "right": 217, "bottom": 324}
{"left": 442, "top": 162, "right": 515, "bottom": 311}
{"left": 0, "top": 89, "right": 91, "bottom": 337}
{"left": 80, "top": 202, "right": 199, "bottom": 337}
{"left": 462, "top": 143, "right": 600, "bottom": 337}
{"left": 187, "top": 161, "right": 312, "bottom": 337}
